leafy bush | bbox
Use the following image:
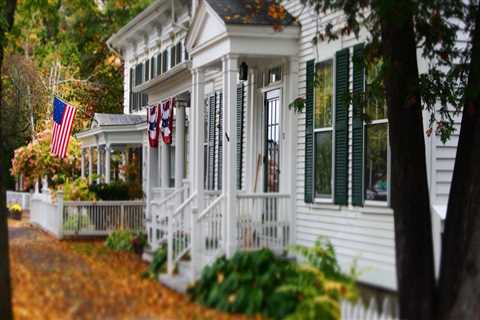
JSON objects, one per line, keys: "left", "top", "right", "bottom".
{"left": 142, "top": 245, "right": 167, "bottom": 279}
{"left": 63, "top": 214, "right": 92, "bottom": 231}
{"left": 63, "top": 177, "right": 96, "bottom": 201}
{"left": 189, "top": 239, "right": 358, "bottom": 320}
{"left": 105, "top": 230, "right": 135, "bottom": 251}
{"left": 90, "top": 182, "right": 132, "bottom": 201}
{"left": 188, "top": 249, "right": 297, "bottom": 318}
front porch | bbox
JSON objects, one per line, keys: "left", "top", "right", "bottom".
{"left": 147, "top": 0, "right": 300, "bottom": 284}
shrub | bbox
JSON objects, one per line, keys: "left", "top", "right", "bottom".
{"left": 105, "top": 230, "right": 134, "bottom": 251}
{"left": 188, "top": 249, "right": 297, "bottom": 319}
{"left": 90, "top": 182, "right": 130, "bottom": 201}
{"left": 63, "top": 214, "right": 92, "bottom": 231}
{"left": 63, "top": 177, "right": 96, "bottom": 201}
{"left": 142, "top": 245, "right": 167, "bottom": 279}
{"left": 189, "top": 239, "right": 358, "bottom": 320}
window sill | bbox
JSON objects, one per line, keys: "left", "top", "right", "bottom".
{"left": 311, "top": 200, "right": 341, "bottom": 211}
{"left": 350, "top": 205, "right": 393, "bottom": 216}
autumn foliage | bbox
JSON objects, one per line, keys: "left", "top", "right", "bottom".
{"left": 10, "top": 127, "right": 81, "bottom": 190}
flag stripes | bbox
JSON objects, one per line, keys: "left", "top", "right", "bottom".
{"left": 51, "top": 97, "right": 76, "bottom": 158}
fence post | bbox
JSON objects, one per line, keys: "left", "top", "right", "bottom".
{"left": 167, "top": 204, "right": 174, "bottom": 275}
{"left": 57, "top": 191, "right": 64, "bottom": 239}
{"left": 190, "top": 206, "right": 199, "bottom": 280}
{"left": 121, "top": 204, "right": 125, "bottom": 230}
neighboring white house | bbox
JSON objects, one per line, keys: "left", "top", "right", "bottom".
{"left": 77, "top": 0, "right": 458, "bottom": 292}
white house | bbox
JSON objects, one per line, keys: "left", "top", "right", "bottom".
{"left": 77, "top": 0, "right": 458, "bottom": 293}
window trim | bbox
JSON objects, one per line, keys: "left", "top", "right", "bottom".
{"left": 313, "top": 59, "right": 335, "bottom": 203}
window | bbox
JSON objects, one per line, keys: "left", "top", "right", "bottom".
{"left": 162, "top": 50, "right": 168, "bottom": 73}
{"left": 145, "top": 59, "right": 150, "bottom": 82}
{"left": 364, "top": 62, "right": 388, "bottom": 202}
{"left": 176, "top": 42, "right": 182, "bottom": 65}
{"left": 157, "top": 52, "right": 162, "bottom": 75}
{"left": 170, "top": 46, "right": 176, "bottom": 68}
{"left": 314, "top": 60, "right": 334, "bottom": 199}
{"left": 150, "top": 56, "right": 155, "bottom": 78}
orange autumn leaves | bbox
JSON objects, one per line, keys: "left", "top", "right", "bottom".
{"left": 8, "top": 220, "right": 251, "bottom": 320}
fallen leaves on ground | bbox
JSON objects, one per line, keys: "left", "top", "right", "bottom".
{"left": 8, "top": 219, "right": 254, "bottom": 320}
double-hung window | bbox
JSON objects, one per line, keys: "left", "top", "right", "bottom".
{"left": 313, "top": 60, "right": 334, "bottom": 200}
{"left": 364, "top": 62, "right": 388, "bottom": 203}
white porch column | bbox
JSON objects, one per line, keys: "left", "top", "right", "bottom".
{"left": 286, "top": 56, "right": 299, "bottom": 246}
{"left": 81, "top": 148, "right": 86, "bottom": 178}
{"left": 175, "top": 100, "right": 186, "bottom": 188}
{"left": 161, "top": 143, "right": 170, "bottom": 188}
{"left": 192, "top": 68, "right": 205, "bottom": 209}
{"left": 222, "top": 54, "right": 239, "bottom": 257}
{"left": 96, "top": 145, "right": 101, "bottom": 184}
{"left": 105, "top": 144, "right": 111, "bottom": 184}
{"left": 88, "top": 146, "right": 94, "bottom": 184}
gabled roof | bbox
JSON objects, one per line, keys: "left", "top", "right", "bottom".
{"left": 91, "top": 113, "right": 146, "bottom": 128}
{"left": 205, "top": 0, "right": 297, "bottom": 26}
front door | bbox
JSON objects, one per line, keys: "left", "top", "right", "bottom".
{"left": 264, "top": 89, "right": 281, "bottom": 193}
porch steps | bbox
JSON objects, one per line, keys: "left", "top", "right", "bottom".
{"left": 158, "top": 260, "right": 194, "bottom": 294}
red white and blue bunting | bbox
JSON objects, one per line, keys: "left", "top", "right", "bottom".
{"left": 160, "top": 97, "right": 175, "bottom": 145}
{"left": 147, "top": 105, "right": 160, "bottom": 148}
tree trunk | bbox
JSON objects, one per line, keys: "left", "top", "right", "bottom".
{"left": 377, "top": 2, "right": 436, "bottom": 318}
{"left": 0, "top": 0, "right": 18, "bottom": 319}
{"left": 437, "top": 5, "right": 480, "bottom": 319}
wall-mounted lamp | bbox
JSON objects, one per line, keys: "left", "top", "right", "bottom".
{"left": 239, "top": 62, "right": 248, "bottom": 81}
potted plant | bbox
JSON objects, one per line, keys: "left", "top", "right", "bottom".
{"left": 8, "top": 203, "right": 23, "bottom": 220}
{"left": 131, "top": 232, "right": 147, "bottom": 255}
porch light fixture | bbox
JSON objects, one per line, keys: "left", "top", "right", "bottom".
{"left": 239, "top": 62, "right": 248, "bottom": 81}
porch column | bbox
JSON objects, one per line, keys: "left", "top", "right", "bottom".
{"left": 286, "top": 56, "right": 299, "bottom": 246}
{"left": 175, "top": 100, "right": 186, "bottom": 188}
{"left": 222, "top": 54, "right": 239, "bottom": 257}
{"left": 192, "top": 68, "right": 205, "bottom": 209}
{"left": 88, "top": 146, "right": 94, "bottom": 184}
{"left": 81, "top": 148, "right": 86, "bottom": 178}
{"left": 96, "top": 145, "right": 101, "bottom": 184}
{"left": 161, "top": 143, "right": 170, "bottom": 188}
{"left": 105, "top": 144, "right": 111, "bottom": 184}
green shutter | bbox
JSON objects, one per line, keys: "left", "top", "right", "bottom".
{"left": 334, "top": 49, "right": 350, "bottom": 205}
{"left": 352, "top": 44, "right": 365, "bottom": 206}
{"left": 157, "top": 53, "right": 162, "bottom": 75}
{"left": 217, "top": 91, "right": 223, "bottom": 190}
{"left": 305, "top": 60, "right": 315, "bottom": 203}
{"left": 208, "top": 95, "right": 216, "bottom": 190}
{"left": 236, "top": 83, "right": 245, "bottom": 190}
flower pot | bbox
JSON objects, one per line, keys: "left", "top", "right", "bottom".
{"left": 132, "top": 242, "right": 144, "bottom": 256}
{"left": 13, "top": 211, "right": 22, "bottom": 220}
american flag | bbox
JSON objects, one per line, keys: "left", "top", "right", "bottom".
{"left": 51, "top": 97, "right": 77, "bottom": 158}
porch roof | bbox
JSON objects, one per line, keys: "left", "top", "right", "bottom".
{"left": 205, "top": 0, "right": 298, "bottom": 26}
{"left": 76, "top": 113, "right": 146, "bottom": 148}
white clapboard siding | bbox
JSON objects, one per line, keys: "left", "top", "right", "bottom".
{"left": 283, "top": 0, "right": 397, "bottom": 290}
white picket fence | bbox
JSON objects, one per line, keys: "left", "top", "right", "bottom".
{"left": 341, "top": 298, "right": 398, "bottom": 320}
{"left": 6, "top": 191, "right": 31, "bottom": 210}
{"left": 30, "top": 189, "right": 144, "bottom": 239}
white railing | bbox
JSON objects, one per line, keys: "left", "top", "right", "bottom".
{"left": 193, "top": 194, "right": 225, "bottom": 275}
{"left": 205, "top": 190, "right": 221, "bottom": 207}
{"left": 7, "top": 191, "right": 31, "bottom": 210}
{"left": 30, "top": 189, "right": 145, "bottom": 239}
{"left": 236, "top": 193, "right": 291, "bottom": 252}
{"left": 62, "top": 201, "right": 144, "bottom": 236}
{"left": 150, "top": 187, "right": 188, "bottom": 249}
{"left": 30, "top": 191, "right": 63, "bottom": 238}
{"left": 341, "top": 298, "right": 398, "bottom": 320}
{"left": 167, "top": 192, "right": 197, "bottom": 275}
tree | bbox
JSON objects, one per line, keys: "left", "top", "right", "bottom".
{"left": 290, "top": 0, "right": 480, "bottom": 318}
{"left": 0, "top": 0, "right": 18, "bottom": 318}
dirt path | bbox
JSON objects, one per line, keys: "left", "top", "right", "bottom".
{"left": 8, "top": 219, "right": 247, "bottom": 320}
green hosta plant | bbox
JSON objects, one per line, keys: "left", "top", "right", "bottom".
{"left": 142, "top": 245, "right": 168, "bottom": 279}
{"left": 105, "top": 230, "right": 134, "bottom": 251}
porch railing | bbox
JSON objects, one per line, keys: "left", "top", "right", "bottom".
{"left": 236, "top": 193, "right": 291, "bottom": 252}
{"left": 63, "top": 201, "right": 144, "bottom": 236}
{"left": 167, "top": 191, "right": 197, "bottom": 275}
{"left": 150, "top": 187, "right": 188, "bottom": 249}
{"left": 193, "top": 194, "right": 225, "bottom": 274}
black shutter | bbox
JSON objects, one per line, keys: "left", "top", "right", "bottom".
{"left": 151, "top": 57, "right": 155, "bottom": 78}
{"left": 304, "top": 59, "right": 315, "bottom": 203}
{"left": 352, "top": 44, "right": 365, "bottom": 206}
{"left": 208, "top": 95, "right": 216, "bottom": 190}
{"left": 217, "top": 91, "right": 223, "bottom": 190}
{"left": 129, "top": 68, "right": 134, "bottom": 113}
{"left": 170, "top": 46, "right": 176, "bottom": 68}
{"left": 157, "top": 53, "right": 162, "bottom": 75}
{"left": 163, "top": 50, "right": 168, "bottom": 73}
{"left": 236, "top": 83, "right": 245, "bottom": 190}
{"left": 145, "top": 60, "right": 150, "bottom": 82}
{"left": 176, "top": 42, "right": 182, "bottom": 64}
{"left": 334, "top": 48, "right": 350, "bottom": 205}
